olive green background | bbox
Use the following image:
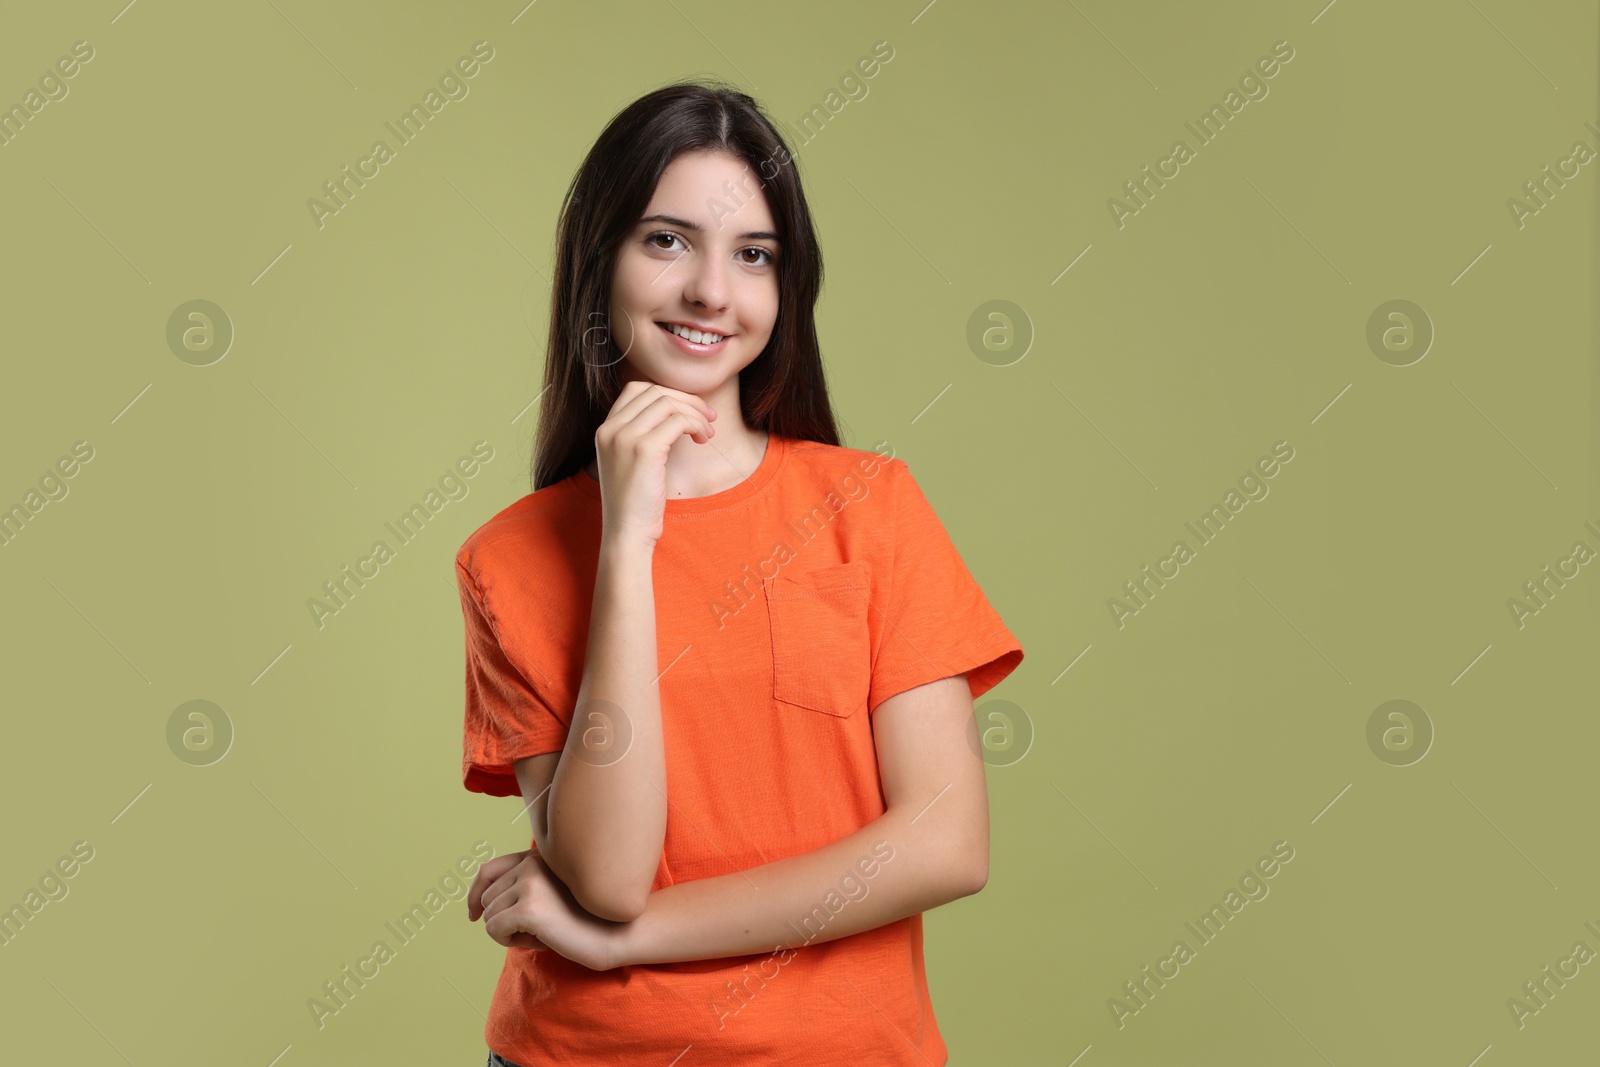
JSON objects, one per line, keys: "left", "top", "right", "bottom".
{"left": 1, "top": 0, "right": 1595, "bottom": 1064}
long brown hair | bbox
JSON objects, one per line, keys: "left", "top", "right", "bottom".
{"left": 529, "top": 79, "right": 840, "bottom": 492}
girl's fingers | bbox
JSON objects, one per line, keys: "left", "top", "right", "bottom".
{"left": 621, "top": 395, "right": 713, "bottom": 445}
{"left": 604, "top": 378, "right": 655, "bottom": 422}
{"left": 634, "top": 411, "right": 702, "bottom": 454}
{"left": 608, "top": 381, "right": 715, "bottom": 427}
{"left": 651, "top": 395, "right": 714, "bottom": 441}
{"left": 467, "top": 853, "right": 524, "bottom": 918}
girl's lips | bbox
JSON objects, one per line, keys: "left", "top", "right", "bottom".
{"left": 656, "top": 321, "right": 730, "bottom": 356}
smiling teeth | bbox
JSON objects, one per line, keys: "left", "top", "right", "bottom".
{"left": 666, "top": 323, "right": 723, "bottom": 344}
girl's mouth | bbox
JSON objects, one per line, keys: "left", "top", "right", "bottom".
{"left": 656, "top": 321, "right": 730, "bottom": 355}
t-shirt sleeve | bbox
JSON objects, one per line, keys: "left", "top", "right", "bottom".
{"left": 868, "top": 458, "right": 1025, "bottom": 715}
{"left": 457, "top": 558, "right": 569, "bottom": 797}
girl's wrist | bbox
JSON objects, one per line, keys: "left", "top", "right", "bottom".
{"left": 610, "top": 895, "right": 656, "bottom": 969}
{"left": 599, "top": 529, "right": 657, "bottom": 562}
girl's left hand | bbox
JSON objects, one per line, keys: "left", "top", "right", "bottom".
{"left": 467, "top": 849, "right": 634, "bottom": 972}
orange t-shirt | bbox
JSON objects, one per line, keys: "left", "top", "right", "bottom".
{"left": 455, "top": 432, "right": 1024, "bottom": 1066}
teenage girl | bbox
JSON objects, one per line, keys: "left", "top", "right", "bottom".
{"left": 457, "top": 81, "right": 1023, "bottom": 1066}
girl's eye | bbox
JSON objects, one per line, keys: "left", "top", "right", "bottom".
{"left": 645, "top": 232, "right": 774, "bottom": 267}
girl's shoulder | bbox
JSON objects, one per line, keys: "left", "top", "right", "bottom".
{"left": 779, "top": 436, "right": 902, "bottom": 484}
{"left": 454, "top": 479, "right": 587, "bottom": 591}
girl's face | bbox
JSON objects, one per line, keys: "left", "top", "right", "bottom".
{"left": 606, "top": 149, "right": 781, "bottom": 399}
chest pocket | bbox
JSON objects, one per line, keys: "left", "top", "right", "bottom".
{"left": 765, "top": 560, "right": 872, "bottom": 717}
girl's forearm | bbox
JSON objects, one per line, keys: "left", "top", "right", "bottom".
{"left": 541, "top": 535, "right": 667, "bottom": 922}
{"left": 616, "top": 801, "right": 985, "bottom": 967}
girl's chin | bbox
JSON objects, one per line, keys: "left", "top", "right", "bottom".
{"left": 625, "top": 364, "right": 732, "bottom": 393}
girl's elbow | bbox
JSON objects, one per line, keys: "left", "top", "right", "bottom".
{"left": 539, "top": 845, "right": 650, "bottom": 922}
{"left": 954, "top": 857, "right": 988, "bottom": 898}
{"left": 949, "top": 836, "right": 988, "bottom": 897}
{"left": 578, "top": 883, "right": 649, "bottom": 923}
{"left": 564, "top": 860, "right": 651, "bottom": 922}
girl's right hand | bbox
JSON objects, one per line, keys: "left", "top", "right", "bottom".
{"left": 592, "top": 379, "right": 717, "bottom": 550}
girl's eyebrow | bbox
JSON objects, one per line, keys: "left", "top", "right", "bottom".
{"left": 638, "top": 213, "right": 780, "bottom": 243}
